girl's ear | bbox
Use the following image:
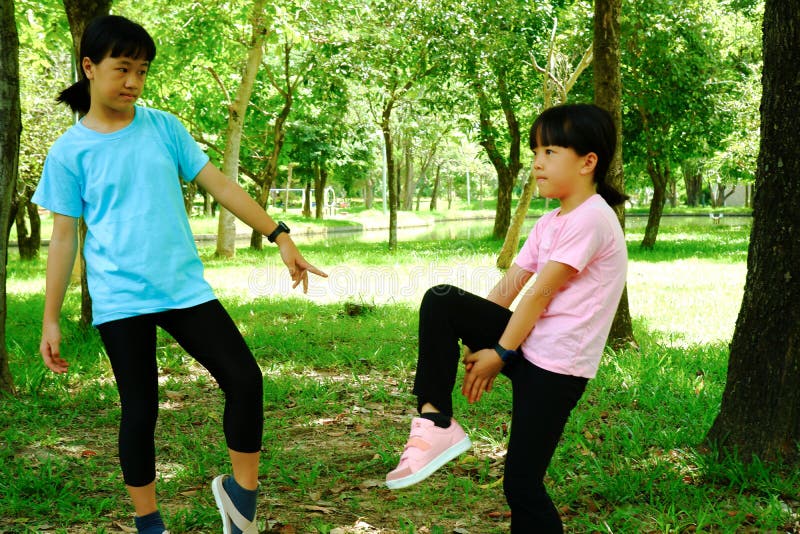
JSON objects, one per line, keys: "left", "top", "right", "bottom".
{"left": 580, "top": 152, "right": 598, "bottom": 175}
{"left": 82, "top": 57, "right": 95, "bottom": 80}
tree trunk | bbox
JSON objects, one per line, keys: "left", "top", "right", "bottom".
{"left": 594, "top": 0, "right": 635, "bottom": 348}
{"left": 250, "top": 48, "right": 294, "bottom": 249}
{"left": 403, "top": 137, "right": 413, "bottom": 210}
{"left": 62, "top": 0, "right": 112, "bottom": 59}
{"left": 77, "top": 218, "right": 91, "bottom": 327}
{"left": 217, "top": 0, "right": 267, "bottom": 257}
{"left": 707, "top": 0, "right": 800, "bottom": 463}
{"left": 183, "top": 179, "right": 196, "bottom": 216}
{"left": 302, "top": 179, "right": 312, "bottom": 218}
{"left": 201, "top": 188, "right": 211, "bottom": 216}
{"left": 474, "top": 71, "right": 521, "bottom": 240}
{"left": 447, "top": 174, "right": 453, "bottom": 210}
{"left": 668, "top": 177, "right": 677, "bottom": 208}
{"left": 0, "top": 0, "right": 20, "bottom": 395}
{"left": 682, "top": 159, "right": 703, "bottom": 207}
{"left": 365, "top": 177, "right": 374, "bottom": 209}
{"left": 496, "top": 163, "right": 536, "bottom": 269}
{"left": 14, "top": 194, "right": 40, "bottom": 260}
{"left": 314, "top": 163, "right": 327, "bottom": 220}
{"left": 429, "top": 163, "right": 441, "bottom": 211}
{"left": 641, "top": 161, "right": 669, "bottom": 249}
{"left": 382, "top": 104, "right": 397, "bottom": 251}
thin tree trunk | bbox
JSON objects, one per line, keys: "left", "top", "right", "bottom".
{"left": 250, "top": 40, "right": 297, "bottom": 249}
{"left": 382, "top": 104, "right": 397, "bottom": 250}
{"left": 641, "top": 161, "right": 669, "bottom": 249}
{"left": 314, "top": 162, "right": 327, "bottom": 220}
{"left": 302, "top": 179, "right": 311, "bottom": 218}
{"left": 403, "top": 137, "right": 413, "bottom": 210}
{"left": 594, "top": 0, "right": 635, "bottom": 348}
{"left": 216, "top": 0, "right": 268, "bottom": 257}
{"left": 496, "top": 163, "right": 536, "bottom": 269}
{"left": 183, "top": 179, "right": 196, "bottom": 216}
{"left": 429, "top": 163, "right": 441, "bottom": 211}
{"left": 0, "top": 0, "right": 20, "bottom": 395}
{"left": 14, "top": 194, "right": 40, "bottom": 260}
{"left": 365, "top": 177, "right": 374, "bottom": 209}
{"left": 707, "top": 0, "right": 800, "bottom": 462}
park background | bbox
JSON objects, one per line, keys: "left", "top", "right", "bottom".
{"left": 1, "top": 0, "right": 798, "bottom": 533}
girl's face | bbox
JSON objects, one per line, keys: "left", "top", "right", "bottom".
{"left": 83, "top": 54, "right": 149, "bottom": 117}
{"left": 531, "top": 143, "right": 597, "bottom": 201}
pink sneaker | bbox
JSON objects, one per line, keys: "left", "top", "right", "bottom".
{"left": 385, "top": 417, "right": 472, "bottom": 490}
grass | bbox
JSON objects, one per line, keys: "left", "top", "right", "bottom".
{"left": 2, "top": 220, "right": 798, "bottom": 533}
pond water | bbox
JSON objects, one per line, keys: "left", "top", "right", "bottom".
{"left": 286, "top": 214, "right": 752, "bottom": 246}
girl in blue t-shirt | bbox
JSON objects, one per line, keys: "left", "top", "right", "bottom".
{"left": 33, "top": 15, "right": 326, "bottom": 534}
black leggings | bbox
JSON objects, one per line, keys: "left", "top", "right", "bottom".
{"left": 413, "top": 285, "right": 587, "bottom": 533}
{"left": 97, "top": 299, "right": 264, "bottom": 487}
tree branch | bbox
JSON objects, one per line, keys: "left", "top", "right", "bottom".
{"left": 206, "top": 66, "right": 232, "bottom": 107}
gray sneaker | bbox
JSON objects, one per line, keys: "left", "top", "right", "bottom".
{"left": 211, "top": 475, "right": 258, "bottom": 534}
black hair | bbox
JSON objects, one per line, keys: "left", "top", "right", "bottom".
{"left": 529, "top": 103, "right": 628, "bottom": 207}
{"left": 57, "top": 15, "right": 156, "bottom": 114}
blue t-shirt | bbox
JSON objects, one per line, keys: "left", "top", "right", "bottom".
{"left": 33, "top": 106, "right": 216, "bottom": 325}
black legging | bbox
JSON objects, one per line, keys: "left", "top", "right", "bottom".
{"left": 97, "top": 299, "right": 263, "bottom": 487}
{"left": 413, "top": 285, "right": 587, "bottom": 533}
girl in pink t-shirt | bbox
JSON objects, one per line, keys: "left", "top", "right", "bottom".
{"left": 386, "top": 104, "right": 628, "bottom": 533}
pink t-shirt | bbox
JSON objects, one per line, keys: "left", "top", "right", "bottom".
{"left": 513, "top": 194, "right": 627, "bottom": 378}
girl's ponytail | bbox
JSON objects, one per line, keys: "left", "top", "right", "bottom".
{"left": 56, "top": 78, "right": 90, "bottom": 115}
{"left": 596, "top": 179, "right": 628, "bottom": 208}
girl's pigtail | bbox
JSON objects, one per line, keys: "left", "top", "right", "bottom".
{"left": 596, "top": 180, "right": 628, "bottom": 207}
{"left": 56, "top": 78, "right": 90, "bottom": 115}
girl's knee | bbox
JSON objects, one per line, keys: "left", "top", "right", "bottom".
{"left": 422, "top": 284, "right": 459, "bottom": 310}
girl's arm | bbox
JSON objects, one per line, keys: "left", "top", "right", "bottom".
{"left": 462, "top": 260, "right": 576, "bottom": 403}
{"left": 40, "top": 214, "right": 78, "bottom": 374}
{"left": 486, "top": 263, "right": 534, "bottom": 308}
{"left": 194, "top": 162, "right": 327, "bottom": 291}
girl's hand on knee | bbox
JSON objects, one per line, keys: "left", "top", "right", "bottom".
{"left": 461, "top": 349, "right": 504, "bottom": 404}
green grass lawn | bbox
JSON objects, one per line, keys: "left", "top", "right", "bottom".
{"left": 2, "top": 220, "right": 798, "bottom": 534}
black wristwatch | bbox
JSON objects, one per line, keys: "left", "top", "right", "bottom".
{"left": 267, "top": 221, "right": 290, "bottom": 243}
{"left": 494, "top": 343, "right": 517, "bottom": 363}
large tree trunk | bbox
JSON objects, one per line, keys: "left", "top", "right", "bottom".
{"left": 707, "top": 0, "right": 800, "bottom": 463}
{"left": 0, "top": 0, "right": 21, "bottom": 395}
{"left": 61, "top": 0, "right": 112, "bottom": 328}
{"left": 216, "top": 0, "right": 267, "bottom": 257}
{"left": 641, "top": 160, "right": 669, "bottom": 249}
{"left": 594, "top": 0, "right": 635, "bottom": 347}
